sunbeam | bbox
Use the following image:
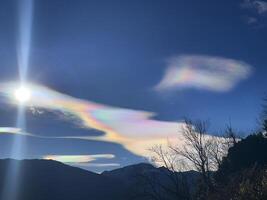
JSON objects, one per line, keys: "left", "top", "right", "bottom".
{"left": 17, "top": 0, "right": 33, "bottom": 83}
{"left": 1, "top": 0, "right": 34, "bottom": 200}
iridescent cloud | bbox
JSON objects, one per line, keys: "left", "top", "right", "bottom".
{"left": 0, "top": 82, "right": 185, "bottom": 157}
{"left": 155, "top": 55, "right": 252, "bottom": 92}
{"left": 43, "top": 154, "right": 119, "bottom": 170}
{"left": 0, "top": 127, "right": 32, "bottom": 136}
{"left": 74, "top": 163, "right": 120, "bottom": 167}
{"left": 43, "top": 154, "right": 115, "bottom": 163}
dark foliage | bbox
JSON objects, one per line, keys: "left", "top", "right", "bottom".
{"left": 217, "top": 133, "right": 267, "bottom": 178}
{"left": 208, "top": 134, "right": 267, "bottom": 200}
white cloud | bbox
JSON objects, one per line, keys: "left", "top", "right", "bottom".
{"left": 155, "top": 55, "right": 252, "bottom": 92}
{"left": 242, "top": 0, "right": 267, "bottom": 15}
{"left": 246, "top": 16, "right": 258, "bottom": 24}
{"left": 0, "top": 127, "right": 33, "bottom": 136}
{"left": 255, "top": 0, "right": 267, "bottom": 14}
{"left": 241, "top": 0, "right": 267, "bottom": 27}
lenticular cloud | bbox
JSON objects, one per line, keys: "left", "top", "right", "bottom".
{"left": 156, "top": 55, "right": 252, "bottom": 92}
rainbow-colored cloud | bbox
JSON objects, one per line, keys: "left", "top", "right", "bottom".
{"left": 43, "top": 154, "right": 120, "bottom": 170}
{"left": 0, "top": 82, "right": 185, "bottom": 157}
{"left": 43, "top": 154, "right": 115, "bottom": 163}
{"left": 156, "top": 55, "right": 252, "bottom": 92}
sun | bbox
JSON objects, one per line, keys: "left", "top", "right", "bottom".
{"left": 14, "top": 86, "right": 31, "bottom": 103}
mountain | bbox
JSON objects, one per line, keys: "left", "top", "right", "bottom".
{"left": 103, "top": 163, "right": 200, "bottom": 199}
{"left": 0, "top": 159, "right": 127, "bottom": 200}
{"left": 0, "top": 160, "right": 200, "bottom": 200}
{"left": 103, "top": 162, "right": 199, "bottom": 186}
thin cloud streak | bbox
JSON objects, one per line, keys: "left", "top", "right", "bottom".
{"left": 43, "top": 155, "right": 119, "bottom": 170}
{"left": 155, "top": 55, "right": 252, "bottom": 92}
{"left": 43, "top": 154, "right": 115, "bottom": 163}
{"left": 0, "top": 127, "right": 33, "bottom": 136}
{"left": 72, "top": 163, "right": 121, "bottom": 167}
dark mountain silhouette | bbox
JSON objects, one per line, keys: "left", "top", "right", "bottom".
{"left": 0, "top": 160, "right": 199, "bottom": 200}
{"left": 103, "top": 162, "right": 199, "bottom": 186}
{"left": 103, "top": 163, "right": 200, "bottom": 199}
{"left": 0, "top": 159, "right": 127, "bottom": 200}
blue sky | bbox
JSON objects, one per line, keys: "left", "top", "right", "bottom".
{"left": 0, "top": 0, "right": 266, "bottom": 172}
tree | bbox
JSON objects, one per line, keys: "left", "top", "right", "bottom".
{"left": 150, "top": 145, "right": 192, "bottom": 200}
{"left": 261, "top": 97, "right": 267, "bottom": 134}
{"left": 217, "top": 133, "right": 267, "bottom": 177}
{"left": 146, "top": 119, "right": 235, "bottom": 200}
{"left": 169, "top": 119, "right": 236, "bottom": 199}
{"left": 136, "top": 118, "right": 238, "bottom": 200}
{"left": 209, "top": 133, "right": 267, "bottom": 200}
{"left": 132, "top": 145, "right": 192, "bottom": 200}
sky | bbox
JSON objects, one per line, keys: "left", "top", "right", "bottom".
{"left": 0, "top": 0, "right": 266, "bottom": 172}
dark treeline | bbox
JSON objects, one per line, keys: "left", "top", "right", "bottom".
{"left": 131, "top": 103, "right": 267, "bottom": 200}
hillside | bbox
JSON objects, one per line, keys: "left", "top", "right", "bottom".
{"left": 0, "top": 159, "right": 127, "bottom": 200}
{"left": 0, "top": 160, "right": 199, "bottom": 200}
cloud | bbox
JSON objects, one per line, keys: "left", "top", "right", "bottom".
{"left": 155, "top": 55, "right": 252, "bottom": 92}
{"left": 72, "top": 163, "right": 121, "bottom": 167}
{"left": 43, "top": 154, "right": 115, "bottom": 163}
{"left": 0, "top": 127, "right": 23, "bottom": 134}
{"left": 0, "top": 127, "right": 33, "bottom": 136}
{"left": 255, "top": 0, "right": 267, "bottom": 14}
{"left": 246, "top": 16, "right": 258, "bottom": 24}
{"left": 241, "top": 0, "right": 267, "bottom": 27}
{"left": 0, "top": 82, "right": 186, "bottom": 157}
{"left": 0, "top": 82, "right": 228, "bottom": 170}
{"left": 242, "top": 0, "right": 267, "bottom": 15}
{"left": 43, "top": 154, "right": 120, "bottom": 169}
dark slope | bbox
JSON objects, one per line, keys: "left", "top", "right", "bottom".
{"left": 103, "top": 163, "right": 199, "bottom": 184}
{"left": 0, "top": 159, "right": 127, "bottom": 200}
{"left": 103, "top": 163, "right": 200, "bottom": 199}
{"left": 0, "top": 160, "right": 200, "bottom": 200}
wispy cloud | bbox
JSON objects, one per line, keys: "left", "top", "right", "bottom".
{"left": 155, "top": 55, "right": 252, "bottom": 92}
{"left": 43, "top": 154, "right": 115, "bottom": 163}
{"left": 241, "top": 0, "right": 267, "bottom": 15}
{"left": 241, "top": 0, "right": 267, "bottom": 27}
{"left": 0, "top": 127, "right": 23, "bottom": 134}
{"left": 246, "top": 16, "right": 258, "bottom": 24}
{"left": 43, "top": 154, "right": 120, "bottom": 169}
{"left": 0, "top": 127, "right": 33, "bottom": 136}
{"left": 72, "top": 163, "right": 121, "bottom": 167}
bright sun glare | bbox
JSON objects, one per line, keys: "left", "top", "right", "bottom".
{"left": 14, "top": 86, "right": 31, "bottom": 103}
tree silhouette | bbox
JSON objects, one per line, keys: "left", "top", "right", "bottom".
{"left": 209, "top": 133, "right": 267, "bottom": 200}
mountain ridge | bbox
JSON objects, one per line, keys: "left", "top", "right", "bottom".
{"left": 0, "top": 159, "right": 199, "bottom": 200}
